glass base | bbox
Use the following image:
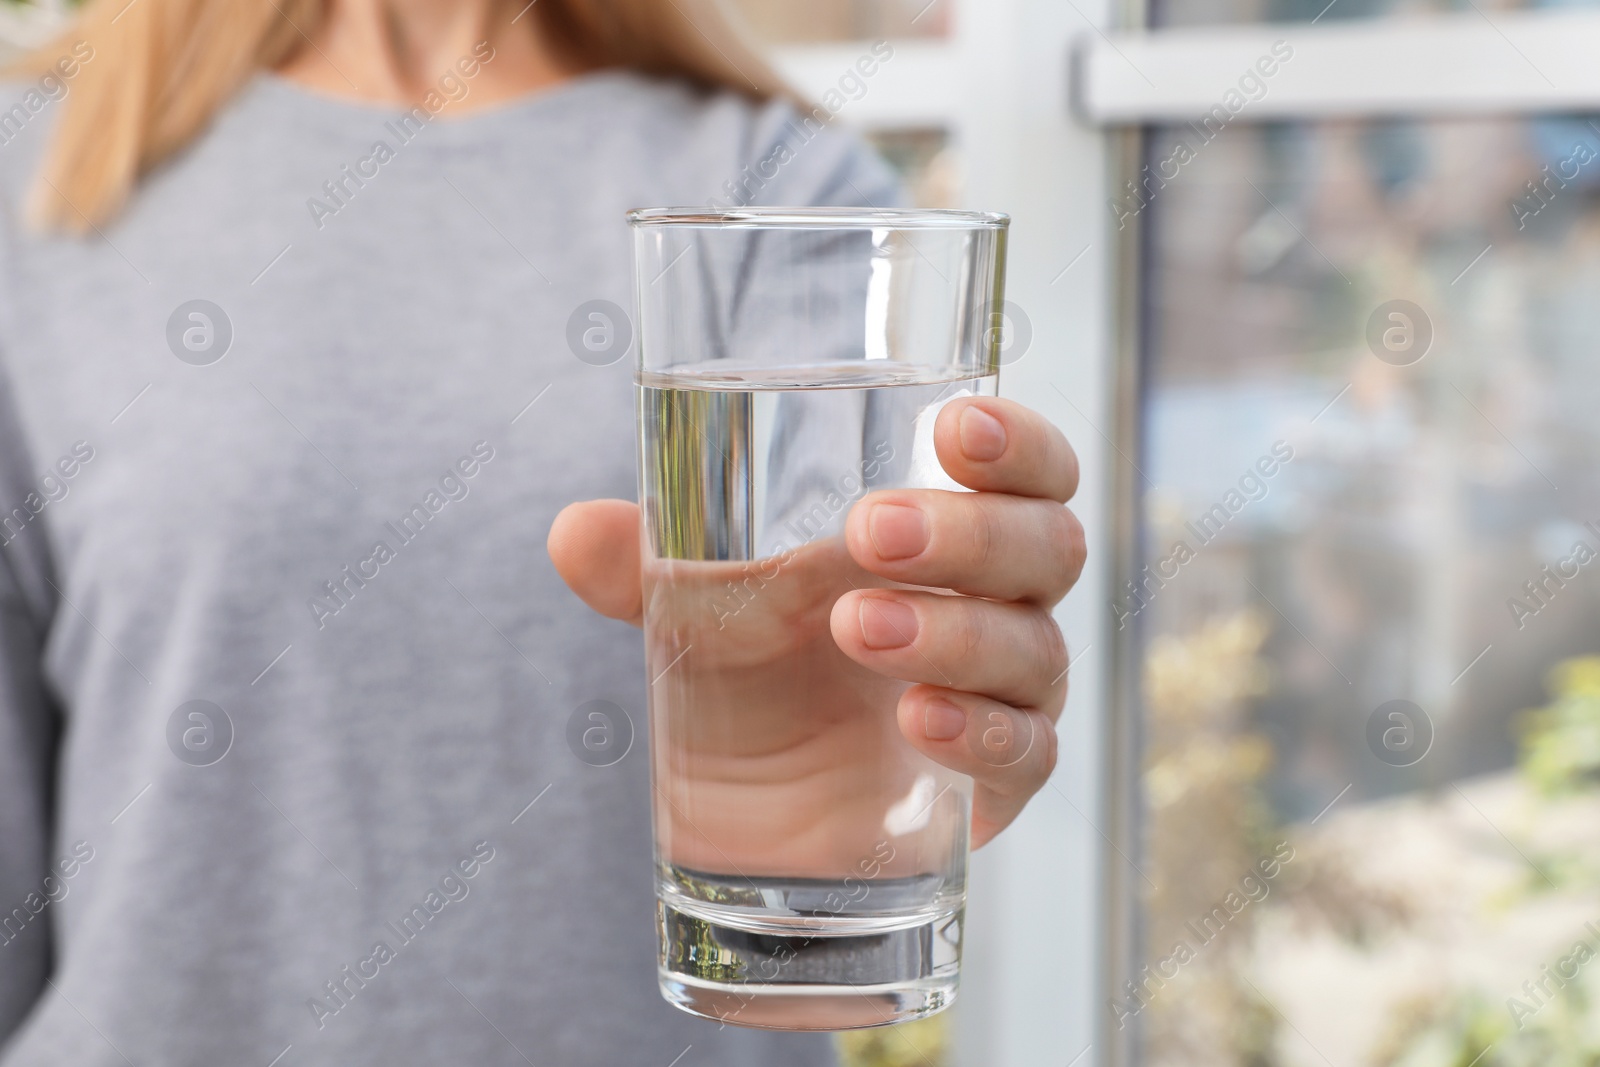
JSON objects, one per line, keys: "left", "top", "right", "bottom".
{"left": 657, "top": 899, "right": 962, "bottom": 1031}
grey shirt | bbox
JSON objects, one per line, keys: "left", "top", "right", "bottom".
{"left": 0, "top": 69, "right": 897, "bottom": 1066}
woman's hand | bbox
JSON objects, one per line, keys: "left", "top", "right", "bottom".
{"left": 549, "top": 396, "right": 1084, "bottom": 852}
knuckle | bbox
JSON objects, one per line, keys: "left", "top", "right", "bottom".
{"left": 1035, "top": 719, "right": 1059, "bottom": 781}
{"left": 1033, "top": 611, "right": 1069, "bottom": 685}
{"left": 1055, "top": 506, "right": 1087, "bottom": 585}
{"left": 966, "top": 497, "right": 1001, "bottom": 571}
{"left": 957, "top": 599, "right": 989, "bottom": 661}
{"left": 991, "top": 712, "right": 1052, "bottom": 799}
{"left": 1056, "top": 437, "right": 1082, "bottom": 500}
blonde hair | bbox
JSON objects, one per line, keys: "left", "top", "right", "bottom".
{"left": 13, "top": 0, "right": 787, "bottom": 231}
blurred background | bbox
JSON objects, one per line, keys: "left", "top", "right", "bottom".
{"left": 15, "top": 0, "right": 1600, "bottom": 1064}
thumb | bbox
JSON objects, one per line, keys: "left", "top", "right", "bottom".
{"left": 548, "top": 499, "right": 642, "bottom": 625}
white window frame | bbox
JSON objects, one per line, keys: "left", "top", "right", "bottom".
{"left": 1077, "top": 8, "right": 1600, "bottom": 123}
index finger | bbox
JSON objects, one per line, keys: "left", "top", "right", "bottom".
{"left": 934, "top": 396, "right": 1079, "bottom": 502}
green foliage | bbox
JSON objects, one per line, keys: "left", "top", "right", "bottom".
{"left": 1519, "top": 657, "right": 1600, "bottom": 797}
{"left": 1376, "top": 975, "right": 1600, "bottom": 1067}
{"left": 1376, "top": 654, "right": 1600, "bottom": 1066}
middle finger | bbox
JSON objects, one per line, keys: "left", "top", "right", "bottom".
{"left": 845, "top": 489, "right": 1084, "bottom": 605}
{"left": 829, "top": 588, "right": 1068, "bottom": 712}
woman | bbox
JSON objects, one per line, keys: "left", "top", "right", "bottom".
{"left": 0, "top": 0, "right": 1085, "bottom": 1063}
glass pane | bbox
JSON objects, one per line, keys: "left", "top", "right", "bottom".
{"left": 730, "top": 0, "right": 950, "bottom": 43}
{"left": 1129, "top": 115, "right": 1600, "bottom": 1065}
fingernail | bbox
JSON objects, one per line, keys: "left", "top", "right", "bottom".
{"left": 858, "top": 597, "right": 918, "bottom": 650}
{"left": 959, "top": 405, "right": 1007, "bottom": 462}
{"left": 923, "top": 700, "right": 967, "bottom": 742}
{"left": 868, "top": 503, "right": 928, "bottom": 561}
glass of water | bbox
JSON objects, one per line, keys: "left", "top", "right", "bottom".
{"left": 629, "top": 207, "right": 1009, "bottom": 1030}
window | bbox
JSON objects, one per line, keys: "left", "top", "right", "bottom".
{"left": 1130, "top": 110, "right": 1600, "bottom": 1065}
{"left": 1086, "top": 9, "right": 1600, "bottom": 1065}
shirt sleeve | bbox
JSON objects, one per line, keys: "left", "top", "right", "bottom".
{"left": 0, "top": 355, "right": 60, "bottom": 1048}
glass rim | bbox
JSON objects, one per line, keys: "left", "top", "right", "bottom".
{"left": 626, "top": 206, "right": 1010, "bottom": 230}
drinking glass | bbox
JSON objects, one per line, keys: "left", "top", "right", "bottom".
{"left": 630, "top": 207, "right": 1009, "bottom": 1030}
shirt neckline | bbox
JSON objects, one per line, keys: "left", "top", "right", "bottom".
{"left": 245, "top": 67, "right": 644, "bottom": 143}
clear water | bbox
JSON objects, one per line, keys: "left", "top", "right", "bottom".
{"left": 637, "top": 362, "right": 995, "bottom": 1030}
